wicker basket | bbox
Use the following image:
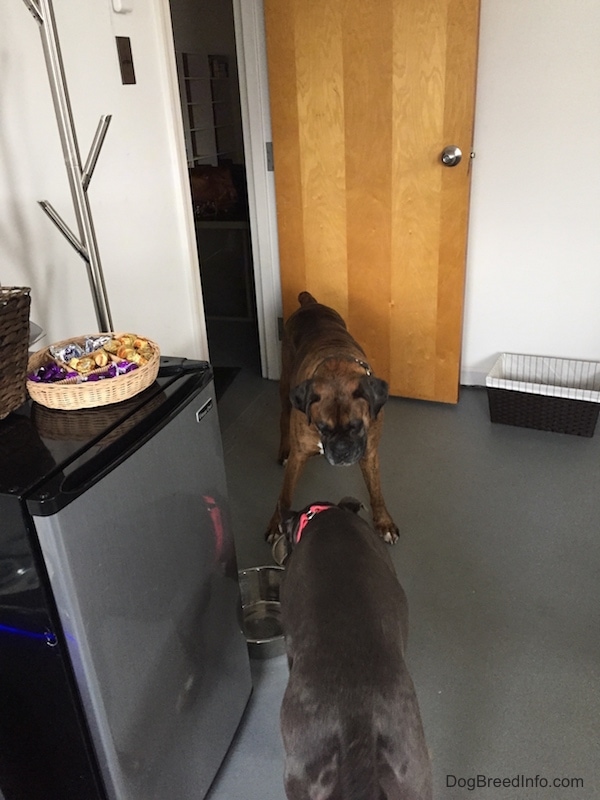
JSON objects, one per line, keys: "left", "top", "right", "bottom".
{"left": 27, "top": 333, "right": 160, "bottom": 411}
{"left": 486, "top": 353, "right": 600, "bottom": 437}
{"left": 0, "top": 287, "right": 32, "bottom": 420}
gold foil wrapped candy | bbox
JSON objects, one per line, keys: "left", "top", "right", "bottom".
{"left": 94, "top": 350, "right": 109, "bottom": 367}
{"left": 69, "top": 356, "right": 96, "bottom": 374}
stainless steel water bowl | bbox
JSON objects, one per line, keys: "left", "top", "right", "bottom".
{"left": 238, "top": 566, "right": 285, "bottom": 659}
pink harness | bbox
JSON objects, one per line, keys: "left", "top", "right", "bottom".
{"left": 294, "top": 503, "right": 335, "bottom": 545}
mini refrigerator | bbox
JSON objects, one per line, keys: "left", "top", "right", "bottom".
{"left": 0, "top": 357, "right": 252, "bottom": 800}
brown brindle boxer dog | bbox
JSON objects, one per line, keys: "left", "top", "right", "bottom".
{"left": 266, "top": 292, "right": 399, "bottom": 545}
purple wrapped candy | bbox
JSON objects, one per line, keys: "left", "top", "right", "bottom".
{"left": 84, "top": 364, "right": 119, "bottom": 382}
{"left": 116, "top": 360, "right": 138, "bottom": 375}
{"left": 35, "top": 362, "right": 67, "bottom": 383}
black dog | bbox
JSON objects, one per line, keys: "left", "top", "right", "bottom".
{"left": 279, "top": 499, "right": 432, "bottom": 800}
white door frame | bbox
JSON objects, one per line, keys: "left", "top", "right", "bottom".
{"left": 232, "top": 0, "right": 282, "bottom": 380}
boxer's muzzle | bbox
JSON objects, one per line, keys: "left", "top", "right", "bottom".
{"left": 320, "top": 424, "right": 367, "bottom": 466}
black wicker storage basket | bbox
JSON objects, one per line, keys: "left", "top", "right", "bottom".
{"left": 0, "top": 287, "right": 31, "bottom": 420}
{"left": 486, "top": 353, "right": 600, "bottom": 437}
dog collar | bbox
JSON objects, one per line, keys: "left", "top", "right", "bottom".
{"left": 312, "top": 355, "right": 372, "bottom": 377}
{"left": 294, "top": 503, "right": 335, "bottom": 545}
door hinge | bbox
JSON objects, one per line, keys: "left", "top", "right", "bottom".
{"left": 278, "top": 316, "right": 284, "bottom": 340}
{"left": 266, "top": 141, "right": 274, "bottom": 172}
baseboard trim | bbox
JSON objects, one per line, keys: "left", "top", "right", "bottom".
{"left": 460, "top": 369, "right": 488, "bottom": 387}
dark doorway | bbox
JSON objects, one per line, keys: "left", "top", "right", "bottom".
{"left": 169, "top": 1, "right": 262, "bottom": 378}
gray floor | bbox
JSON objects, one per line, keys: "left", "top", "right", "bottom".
{"left": 208, "top": 371, "right": 600, "bottom": 800}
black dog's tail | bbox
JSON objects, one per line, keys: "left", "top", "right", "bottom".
{"left": 298, "top": 291, "right": 318, "bottom": 306}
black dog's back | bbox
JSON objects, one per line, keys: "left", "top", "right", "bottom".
{"left": 281, "top": 509, "right": 405, "bottom": 682}
{"left": 280, "top": 502, "right": 432, "bottom": 800}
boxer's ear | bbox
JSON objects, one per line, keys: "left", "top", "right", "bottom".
{"left": 338, "top": 496, "right": 363, "bottom": 514}
{"left": 354, "top": 376, "right": 389, "bottom": 418}
{"left": 290, "top": 380, "right": 320, "bottom": 423}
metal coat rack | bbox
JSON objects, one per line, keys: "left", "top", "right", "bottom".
{"left": 22, "top": 0, "right": 114, "bottom": 332}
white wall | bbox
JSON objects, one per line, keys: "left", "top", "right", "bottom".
{"left": 0, "top": 0, "right": 206, "bottom": 359}
{"left": 462, "top": 0, "right": 600, "bottom": 384}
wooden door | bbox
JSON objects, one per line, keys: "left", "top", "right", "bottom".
{"left": 264, "top": 0, "right": 480, "bottom": 403}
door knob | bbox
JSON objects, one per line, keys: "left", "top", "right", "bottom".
{"left": 441, "top": 145, "right": 462, "bottom": 167}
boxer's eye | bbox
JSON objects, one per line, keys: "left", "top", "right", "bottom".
{"left": 316, "top": 422, "right": 332, "bottom": 435}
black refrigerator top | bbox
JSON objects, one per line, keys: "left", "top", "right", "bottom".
{"left": 0, "top": 357, "right": 212, "bottom": 516}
